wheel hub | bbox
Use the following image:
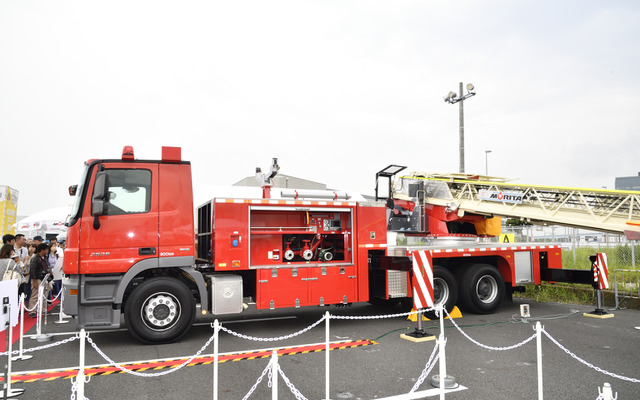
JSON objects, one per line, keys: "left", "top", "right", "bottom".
{"left": 142, "top": 293, "right": 180, "bottom": 330}
{"left": 476, "top": 275, "right": 498, "bottom": 304}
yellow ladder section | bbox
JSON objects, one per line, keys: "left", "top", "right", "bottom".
{"left": 398, "top": 173, "right": 640, "bottom": 235}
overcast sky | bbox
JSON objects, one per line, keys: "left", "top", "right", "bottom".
{"left": 1, "top": 1, "right": 639, "bottom": 216}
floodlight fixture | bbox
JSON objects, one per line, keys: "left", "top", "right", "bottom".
{"left": 444, "top": 82, "right": 478, "bottom": 173}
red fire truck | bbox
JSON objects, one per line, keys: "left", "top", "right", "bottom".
{"left": 62, "top": 146, "right": 599, "bottom": 343}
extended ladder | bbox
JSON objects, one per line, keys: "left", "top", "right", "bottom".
{"left": 396, "top": 173, "right": 640, "bottom": 237}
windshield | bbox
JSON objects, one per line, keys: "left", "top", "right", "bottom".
{"left": 67, "top": 164, "right": 89, "bottom": 226}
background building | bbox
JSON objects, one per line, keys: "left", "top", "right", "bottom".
{"left": 615, "top": 173, "right": 640, "bottom": 190}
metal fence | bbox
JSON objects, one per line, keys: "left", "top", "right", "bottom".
{"left": 500, "top": 226, "right": 639, "bottom": 271}
{"left": 613, "top": 269, "right": 640, "bottom": 309}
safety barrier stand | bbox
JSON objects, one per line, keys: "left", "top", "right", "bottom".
{"left": 584, "top": 254, "right": 614, "bottom": 319}
{"left": 31, "top": 275, "right": 53, "bottom": 342}
{"left": 431, "top": 304, "right": 456, "bottom": 397}
{"left": 597, "top": 383, "right": 617, "bottom": 400}
{"left": 11, "top": 294, "right": 32, "bottom": 362}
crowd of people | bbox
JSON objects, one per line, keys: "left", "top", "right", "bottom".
{"left": 1, "top": 233, "right": 65, "bottom": 318}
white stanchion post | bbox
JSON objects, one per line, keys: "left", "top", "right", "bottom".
{"left": 536, "top": 322, "right": 543, "bottom": 400}
{"left": 34, "top": 285, "right": 43, "bottom": 338}
{"left": 77, "top": 329, "right": 86, "bottom": 400}
{"left": 2, "top": 303, "right": 25, "bottom": 398}
{"left": 12, "top": 293, "right": 32, "bottom": 362}
{"left": 431, "top": 304, "right": 455, "bottom": 393}
{"left": 35, "top": 284, "right": 51, "bottom": 342}
{"left": 325, "top": 311, "right": 330, "bottom": 400}
{"left": 439, "top": 305, "right": 446, "bottom": 400}
{"left": 213, "top": 320, "right": 219, "bottom": 400}
{"left": 271, "top": 350, "right": 278, "bottom": 400}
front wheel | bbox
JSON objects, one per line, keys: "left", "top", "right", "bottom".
{"left": 459, "top": 264, "right": 505, "bottom": 314}
{"left": 125, "top": 277, "right": 195, "bottom": 344}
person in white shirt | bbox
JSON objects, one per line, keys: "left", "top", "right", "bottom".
{"left": 14, "top": 234, "right": 28, "bottom": 263}
{"left": 13, "top": 234, "right": 30, "bottom": 297}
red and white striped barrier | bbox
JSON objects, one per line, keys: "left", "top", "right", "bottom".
{"left": 593, "top": 253, "right": 609, "bottom": 290}
{"left": 412, "top": 250, "right": 435, "bottom": 309}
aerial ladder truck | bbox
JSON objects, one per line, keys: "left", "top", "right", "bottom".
{"left": 61, "top": 147, "right": 640, "bottom": 343}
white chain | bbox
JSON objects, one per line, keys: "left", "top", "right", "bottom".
{"left": 542, "top": 328, "right": 640, "bottom": 383}
{"left": 276, "top": 363, "right": 309, "bottom": 400}
{"left": 330, "top": 307, "right": 436, "bottom": 320}
{"left": 219, "top": 314, "right": 326, "bottom": 342}
{"left": 47, "top": 289, "right": 62, "bottom": 303}
{"left": 241, "top": 358, "right": 274, "bottom": 400}
{"left": 23, "top": 297, "right": 39, "bottom": 312}
{"left": 409, "top": 339, "right": 441, "bottom": 393}
{"left": 445, "top": 308, "right": 537, "bottom": 351}
{"left": 1, "top": 334, "right": 79, "bottom": 356}
{"left": 86, "top": 332, "right": 216, "bottom": 377}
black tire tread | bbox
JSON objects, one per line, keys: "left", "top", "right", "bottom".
{"left": 125, "top": 277, "right": 195, "bottom": 344}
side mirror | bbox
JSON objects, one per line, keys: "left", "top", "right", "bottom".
{"left": 69, "top": 185, "right": 78, "bottom": 196}
{"left": 92, "top": 199, "right": 106, "bottom": 216}
{"left": 91, "top": 171, "right": 109, "bottom": 228}
{"left": 92, "top": 172, "right": 108, "bottom": 205}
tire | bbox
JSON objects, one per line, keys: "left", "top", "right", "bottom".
{"left": 425, "top": 266, "right": 458, "bottom": 319}
{"left": 124, "top": 277, "right": 195, "bottom": 344}
{"left": 459, "top": 264, "right": 505, "bottom": 314}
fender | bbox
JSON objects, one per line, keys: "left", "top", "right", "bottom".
{"left": 114, "top": 256, "right": 208, "bottom": 312}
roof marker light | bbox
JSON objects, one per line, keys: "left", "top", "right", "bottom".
{"left": 122, "top": 146, "right": 135, "bottom": 160}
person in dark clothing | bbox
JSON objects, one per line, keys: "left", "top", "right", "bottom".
{"left": 27, "top": 243, "right": 51, "bottom": 318}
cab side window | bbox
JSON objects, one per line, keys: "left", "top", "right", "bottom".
{"left": 102, "top": 169, "right": 152, "bottom": 215}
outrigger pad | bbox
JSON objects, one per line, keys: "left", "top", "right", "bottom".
{"left": 401, "top": 331, "right": 436, "bottom": 342}
{"left": 583, "top": 311, "right": 614, "bottom": 319}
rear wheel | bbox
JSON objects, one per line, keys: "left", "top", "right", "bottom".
{"left": 125, "top": 277, "right": 195, "bottom": 344}
{"left": 459, "top": 264, "right": 504, "bottom": 314}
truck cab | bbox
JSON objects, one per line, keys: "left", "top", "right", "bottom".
{"left": 63, "top": 146, "right": 206, "bottom": 343}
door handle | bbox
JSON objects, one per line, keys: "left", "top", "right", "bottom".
{"left": 139, "top": 247, "right": 156, "bottom": 256}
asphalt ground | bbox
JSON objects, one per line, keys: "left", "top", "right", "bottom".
{"left": 3, "top": 298, "right": 640, "bottom": 400}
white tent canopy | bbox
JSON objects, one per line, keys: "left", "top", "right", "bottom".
{"left": 14, "top": 206, "right": 71, "bottom": 239}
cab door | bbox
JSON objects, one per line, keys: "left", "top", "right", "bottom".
{"left": 78, "top": 163, "right": 159, "bottom": 274}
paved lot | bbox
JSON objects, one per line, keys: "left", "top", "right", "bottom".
{"left": 4, "top": 298, "right": 640, "bottom": 399}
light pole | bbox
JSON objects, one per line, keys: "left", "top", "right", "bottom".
{"left": 444, "top": 82, "right": 476, "bottom": 173}
{"left": 485, "top": 150, "right": 492, "bottom": 176}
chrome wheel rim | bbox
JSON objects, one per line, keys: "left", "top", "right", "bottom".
{"left": 141, "top": 292, "right": 181, "bottom": 331}
{"left": 475, "top": 275, "right": 498, "bottom": 304}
